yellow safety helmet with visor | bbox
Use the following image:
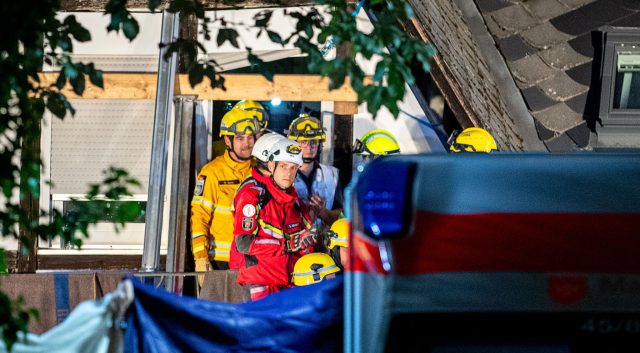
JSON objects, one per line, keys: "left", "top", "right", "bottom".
{"left": 234, "top": 100, "right": 269, "bottom": 132}
{"left": 286, "top": 114, "right": 326, "bottom": 141}
{"left": 353, "top": 129, "right": 400, "bottom": 156}
{"left": 219, "top": 108, "right": 260, "bottom": 137}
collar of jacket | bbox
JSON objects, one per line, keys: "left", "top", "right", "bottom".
{"left": 223, "top": 150, "right": 252, "bottom": 171}
{"left": 251, "top": 167, "right": 270, "bottom": 185}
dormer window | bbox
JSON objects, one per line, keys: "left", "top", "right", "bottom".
{"left": 597, "top": 27, "right": 640, "bottom": 149}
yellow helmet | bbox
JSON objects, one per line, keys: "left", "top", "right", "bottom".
{"left": 234, "top": 100, "right": 269, "bottom": 132}
{"left": 353, "top": 129, "right": 400, "bottom": 156}
{"left": 286, "top": 114, "right": 326, "bottom": 141}
{"left": 448, "top": 127, "right": 497, "bottom": 153}
{"left": 220, "top": 108, "right": 260, "bottom": 137}
{"left": 292, "top": 253, "right": 341, "bottom": 286}
{"left": 327, "top": 218, "right": 349, "bottom": 249}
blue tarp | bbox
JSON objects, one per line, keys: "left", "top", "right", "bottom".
{"left": 124, "top": 276, "right": 343, "bottom": 353}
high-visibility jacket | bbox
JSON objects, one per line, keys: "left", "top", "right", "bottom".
{"left": 233, "top": 172, "right": 313, "bottom": 286}
{"left": 191, "top": 150, "right": 252, "bottom": 262}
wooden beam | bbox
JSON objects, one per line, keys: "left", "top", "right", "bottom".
{"left": 59, "top": 0, "right": 318, "bottom": 11}
{"left": 38, "top": 73, "right": 363, "bottom": 102}
{"left": 334, "top": 101, "right": 358, "bottom": 115}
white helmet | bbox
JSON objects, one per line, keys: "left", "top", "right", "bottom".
{"left": 252, "top": 132, "right": 285, "bottom": 163}
{"left": 268, "top": 139, "right": 304, "bottom": 166}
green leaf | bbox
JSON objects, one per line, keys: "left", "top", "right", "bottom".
{"left": 63, "top": 63, "right": 78, "bottom": 80}
{"left": 0, "top": 249, "right": 6, "bottom": 273}
{"left": 247, "top": 51, "right": 274, "bottom": 82}
{"left": 148, "top": 0, "right": 162, "bottom": 11}
{"left": 217, "top": 28, "right": 240, "bottom": 48}
{"left": 46, "top": 93, "right": 67, "bottom": 118}
{"left": 64, "top": 15, "right": 92, "bottom": 42}
{"left": 254, "top": 10, "right": 273, "bottom": 28}
{"left": 55, "top": 71, "right": 67, "bottom": 89}
{"left": 122, "top": 17, "right": 140, "bottom": 41}
{"left": 70, "top": 73, "right": 85, "bottom": 96}
{"left": 188, "top": 64, "right": 205, "bottom": 87}
{"left": 266, "top": 31, "right": 283, "bottom": 45}
{"left": 89, "top": 69, "right": 104, "bottom": 88}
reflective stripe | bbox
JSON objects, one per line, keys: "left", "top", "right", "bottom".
{"left": 334, "top": 237, "right": 348, "bottom": 243}
{"left": 293, "top": 264, "right": 338, "bottom": 277}
{"left": 208, "top": 250, "right": 230, "bottom": 256}
{"left": 192, "top": 243, "right": 207, "bottom": 254}
{"left": 192, "top": 233, "right": 206, "bottom": 239}
{"left": 250, "top": 286, "right": 267, "bottom": 294}
{"left": 213, "top": 205, "right": 232, "bottom": 214}
{"left": 258, "top": 220, "right": 284, "bottom": 238}
{"left": 254, "top": 239, "right": 280, "bottom": 245}
{"left": 209, "top": 241, "right": 231, "bottom": 249}
{"left": 262, "top": 227, "right": 284, "bottom": 239}
{"left": 192, "top": 196, "right": 214, "bottom": 210}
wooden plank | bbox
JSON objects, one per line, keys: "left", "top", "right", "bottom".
{"left": 38, "top": 73, "right": 363, "bottom": 102}
{"left": 38, "top": 254, "right": 167, "bottom": 271}
{"left": 5, "top": 251, "right": 166, "bottom": 271}
{"left": 59, "top": 0, "right": 318, "bottom": 11}
{"left": 334, "top": 101, "right": 358, "bottom": 115}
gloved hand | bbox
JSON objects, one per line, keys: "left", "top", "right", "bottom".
{"left": 299, "top": 227, "right": 318, "bottom": 250}
{"left": 286, "top": 226, "right": 319, "bottom": 253}
{"left": 195, "top": 258, "right": 210, "bottom": 287}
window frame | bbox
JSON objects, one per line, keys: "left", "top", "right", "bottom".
{"left": 598, "top": 27, "right": 640, "bottom": 126}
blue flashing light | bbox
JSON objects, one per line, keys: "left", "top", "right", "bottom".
{"left": 355, "top": 159, "right": 416, "bottom": 240}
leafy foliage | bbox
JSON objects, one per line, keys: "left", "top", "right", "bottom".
{"left": 0, "top": 2, "right": 141, "bottom": 349}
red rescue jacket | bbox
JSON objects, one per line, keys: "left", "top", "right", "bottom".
{"left": 233, "top": 170, "right": 313, "bottom": 286}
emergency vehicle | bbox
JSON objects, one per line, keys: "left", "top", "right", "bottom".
{"left": 345, "top": 153, "right": 640, "bottom": 353}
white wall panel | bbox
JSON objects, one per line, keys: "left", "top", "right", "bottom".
{"left": 50, "top": 100, "right": 154, "bottom": 194}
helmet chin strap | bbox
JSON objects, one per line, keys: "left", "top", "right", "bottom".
{"left": 229, "top": 136, "right": 251, "bottom": 162}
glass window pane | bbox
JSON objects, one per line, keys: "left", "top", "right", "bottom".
{"left": 613, "top": 53, "right": 640, "bottom": 109}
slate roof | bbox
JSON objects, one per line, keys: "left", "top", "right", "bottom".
{"left": 475, "top": 0, "right": 640, "bottom": 151}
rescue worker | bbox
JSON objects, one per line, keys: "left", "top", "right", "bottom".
{"left": 212, "top": 100, "right": 270, "bottom": 158}
{"left": 292, "top": 253, "right": 341, "bottom": 286}
{"left": 191, "top": 108, "right": 259, "bottom": 274}
{"left": 448, "top": 127, "right": 497, "bottom": 153}
{"left": 228, "top": 132, "right": 286, "bottom": 270}
{"left": 234, "top": 139, "right": 318, "bottom": 301}
{"left": 286, "top": 114, "right": 343, "bottom": 229}
{"left": 352, "top": 129, "right": 401, "bottom": 160}
{"left": 326, "top": 218, "right": 349, "bottom": 268}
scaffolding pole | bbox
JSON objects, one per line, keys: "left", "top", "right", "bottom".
{"left": 141, "top": 10, "right": 180, "bottom": 273}
{"left": 165, "top": 95, "right": 196, "bottom": 293}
